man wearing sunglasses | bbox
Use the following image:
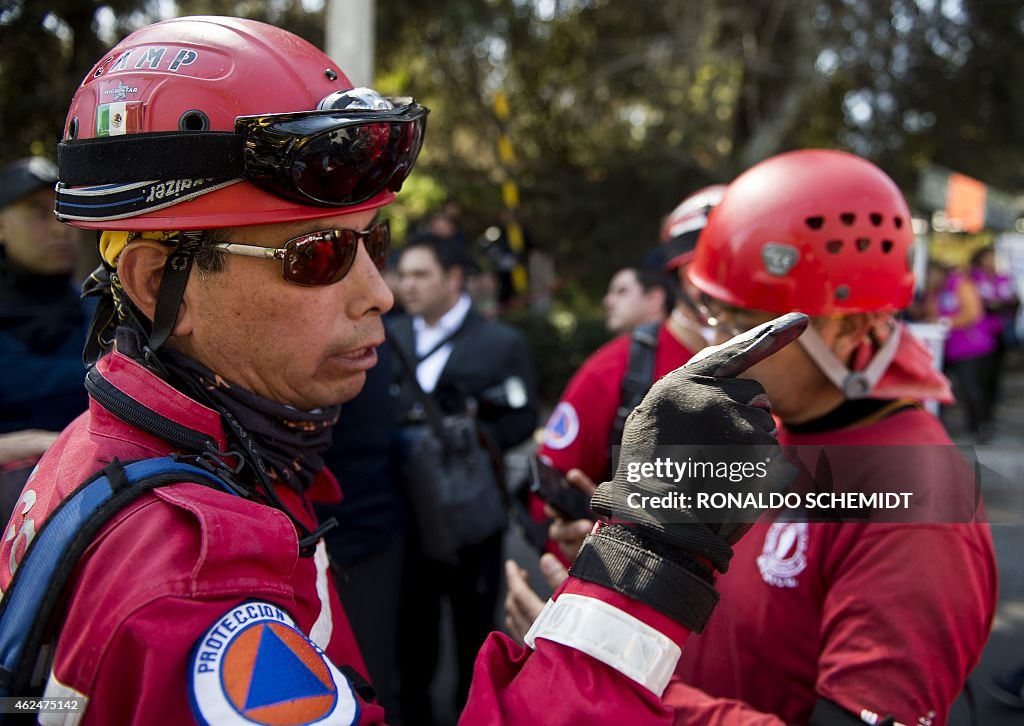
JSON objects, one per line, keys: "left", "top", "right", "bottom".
{"left": 0, "top": 16, "right": 806, "bottom": 726}
{"left": 1, "top": 17, "right": 425, "bottom": 725}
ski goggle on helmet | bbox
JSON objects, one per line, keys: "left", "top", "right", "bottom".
{"left": 54, "top": 17, "right": 428, "bottom": 231}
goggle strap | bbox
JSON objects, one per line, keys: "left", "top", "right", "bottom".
{"left": 150, "top": 231, "right": 205, "bottom": 352}
{"left": 58, "top": 132, "right": 243, "bottom": 186}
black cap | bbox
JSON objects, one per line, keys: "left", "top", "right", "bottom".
{"left": 0, "top": 156, "right": 58, "bottom": 210}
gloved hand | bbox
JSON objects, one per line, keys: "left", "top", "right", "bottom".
{"left": 570, "top": 313, "right": 806, "bottom": 633}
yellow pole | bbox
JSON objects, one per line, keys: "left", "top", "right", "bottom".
{"left": 492, "top": 90, "right": 528, "bottom": 295}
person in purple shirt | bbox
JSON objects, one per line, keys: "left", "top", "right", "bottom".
{"left": 969, "top": 247, "right": 1020, "bottom": 422}
{"left": 919, "top": 261, "right": 996, "bottom": 441}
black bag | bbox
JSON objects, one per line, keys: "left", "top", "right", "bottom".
{"left": 391, "top": 333, "right": 508, "bottom": 565}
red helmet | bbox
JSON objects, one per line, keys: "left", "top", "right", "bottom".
{"left": 688, "top": 150, "right": 914, "bottom": 316}
{"left": 660, "top": 184, "right": 727, "bottom": 270}
{"left": 57, "top": 17, "right": 425, "bottom": 231}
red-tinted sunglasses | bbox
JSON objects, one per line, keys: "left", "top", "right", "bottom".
{"left": 213, "top": 219, "right": 389, "bottom": 286}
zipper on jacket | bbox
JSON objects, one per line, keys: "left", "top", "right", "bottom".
{"left": 85, "top": 367, "right": 217, "bottom": 452}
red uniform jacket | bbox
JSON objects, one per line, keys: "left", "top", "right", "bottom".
{"left": 0, "top": 351, "right": 705, "bottom": 724}
{"left": 0, "top": 352, "right": 382, "bottom": 724}
{"left": 471, "top": 406, "right": 996, "bottom": 725}
{"left": 533, "top": 323, "right": 696, "bottom": 564}
{"left": 675, "top": 406, "right": 997, "bottom": 725}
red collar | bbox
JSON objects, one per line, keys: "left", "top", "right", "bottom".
{"left": 91, "top": 351, "right": 342, "bottom": 504}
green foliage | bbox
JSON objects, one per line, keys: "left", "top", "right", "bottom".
{"left": 1, "top": 0, "right": 1021, "bottom": 307}
{"left": 502, "top": 307, "right": 611, "bottom": 408}
{"left": 0, "top": 1, "right": 114, "bottom": 166}
{"left": 390, "top": 174, "right": 450, "bottom": 243}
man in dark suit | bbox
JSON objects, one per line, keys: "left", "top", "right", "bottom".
{"left": 390, "top": 233, "right": 537, "bottom": 724}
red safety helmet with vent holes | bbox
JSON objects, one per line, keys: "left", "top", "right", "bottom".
{"left": 687, "top": 149, "right": 915, "bottom": 316}
{"left": 56, "top": 16, "right": 426, "bottom": 231}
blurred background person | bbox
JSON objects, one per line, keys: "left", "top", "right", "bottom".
{"left": 419, "top": 208, "right": 468, "bottom": 255}
{"left": 970, "top": 246, "right": 1020, "bottom": 423}
{"left": 505, "top": 186, "right": 723, "bottom": 642}
{"left": 914, "top": 260, "right": 997, "bottom": 442}
{"left": 439, "top": 197, "right": 466, "bottom": 242}
{"left": 601, "top": 265, "right": 673, "bottom": 334}
{"left": 0, "top": 156, "right": 91, "bottom": 518}
{"left": 390, "top": 232, "right": 537, "bottom": 724}
{"left": 533, "top": 184, "right": 723, "bottom": 496}
{"left": 463, "top": 260, "right": 501, "bottom": 318}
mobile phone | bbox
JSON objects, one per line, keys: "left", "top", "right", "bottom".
{"left": 684, "top": 312, "right": 809, "bottom": 378}
{"left": 529, "top": 456, "right": 594, "bottom": 521}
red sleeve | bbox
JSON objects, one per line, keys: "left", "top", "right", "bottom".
{"left": 462, "top": 633, "right": 674, "bottom": 724}
{"left": 48, "top": 489, "right": 385, "bottom": 726}
{"left": 662, "top": 681, "right": 787, "bottom": 725}
{"left": 80, "top": 595, "right": 386, "bottom": 726}
{"left": 461, "top": 578, "right": 683, "bottom": 724}
{"left": 538, "top": 344, "right": 625, "bottom": 483}
{"left": 463, "top": 637, "right": 794, "bottom": 725}
{"left": 461, "top": 577, "right": 799, "bottom": 724}
{"left": 81, "top": 595, "right": 260, "bottom": 725}
{"left": 533, "top": 346, "right": 624, "bottom": 565}
{"left": 815, "top": 523, "right": 997, "bottom": 724}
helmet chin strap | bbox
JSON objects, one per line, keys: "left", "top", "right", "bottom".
{"left": 670, "top": 308, "right": 717, "bottom": 346}
{"left": 797, "top": 322, "right": 901, "bottom": 399}
{"left": 669, "top": 271, "right": 717, "bottom": 345}
{"left": 148, "top": 231, "right": 205, "bottom": 355}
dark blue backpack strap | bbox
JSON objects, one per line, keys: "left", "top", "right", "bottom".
{"left": 0, "top": 456, "right": 237, "bottom": 701}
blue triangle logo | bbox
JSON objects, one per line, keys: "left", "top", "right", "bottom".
{"left": 243, "top": 625, "right": 333, "bottom": 711}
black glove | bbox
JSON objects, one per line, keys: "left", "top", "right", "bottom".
{"left": 570, "top": 313, "right": 806, "bottom": 632}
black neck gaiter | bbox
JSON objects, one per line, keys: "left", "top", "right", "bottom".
{"left": 156, "top": 344, "right": 341, "bottom": 493}
{"left": 111, "top": 327, "right": 344, "bottom": 493}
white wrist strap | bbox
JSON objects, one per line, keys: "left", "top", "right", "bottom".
{"left": 524, "top": 593, "right": 682, "bottom": 696}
